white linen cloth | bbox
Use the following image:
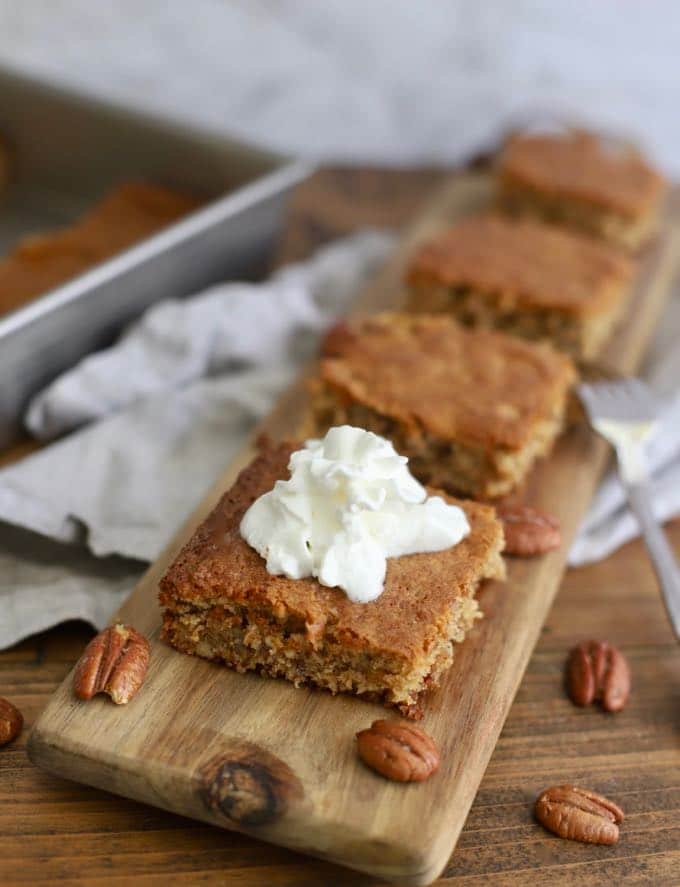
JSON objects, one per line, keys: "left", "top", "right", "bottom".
{"left": 0, "top": 231, "right": 678, "bottom": 649}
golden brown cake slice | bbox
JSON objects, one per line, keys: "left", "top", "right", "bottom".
{"left": 159, "top": 440, "right": 505, "bottom": 718}
{"left": 496, "top": 130, "right": 666, "bottom": 249}
{"left": 0, "top": 181, "right": 202, "bottom": 318}
{"left": 310, "top": 313, "right": 575, "bottom": 498}
{"left": 405, "top": 214, "right": 634, "bottom": 360}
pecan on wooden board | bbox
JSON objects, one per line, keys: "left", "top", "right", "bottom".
{"left": 497, "top": 504, "right": 561, "bottom": 556}
{"left": 356, "top": 719, "right": 440, "bottom": 782}
{"left": 73, "top": 624, "right": 150, "bottom": 705}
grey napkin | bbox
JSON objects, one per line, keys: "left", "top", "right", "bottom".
{"left": 0, "top": 229, "right": 678, "bottom": 649}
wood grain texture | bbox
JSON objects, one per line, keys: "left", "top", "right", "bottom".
{"left": 2, "top": 168, "right": 679, "bottom": 886}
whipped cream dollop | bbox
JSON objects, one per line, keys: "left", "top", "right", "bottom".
{"left": 240, "top": 425, "right": 470, "bottom": 603}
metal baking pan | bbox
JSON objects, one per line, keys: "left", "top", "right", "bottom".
{"left": 0, "top": 64, "right": 311, "bottom": 447}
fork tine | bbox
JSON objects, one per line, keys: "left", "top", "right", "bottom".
{"left": 630, "top": 378, "right": 662, "bottom": 410}
{"left": 577, "top": 376, "right": 662, "bottom": 424}
{"left": 622, "top": 378, "right": 662, "bottom": 417}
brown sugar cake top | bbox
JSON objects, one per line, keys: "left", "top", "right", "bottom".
{"left": 406, "top": 215, "right": 634, "bottom": 316}
{"left": 498, "top": 131, "right": 666, "bottom": 217}
{"left": 319, "top": 313, "right": 575, "bottom": 450}
{"left": 159, "top": 441, "right": 503, "bottom": 661}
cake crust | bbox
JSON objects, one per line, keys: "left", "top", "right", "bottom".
{"left": 159, "top": 440, "right": 505, "bottom": 715}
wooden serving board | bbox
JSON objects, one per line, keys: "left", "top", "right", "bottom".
{"left": 28, "top": 175, "right": 680, "bottom": 886}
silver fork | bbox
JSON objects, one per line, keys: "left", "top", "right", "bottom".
{"left": 578, "top": 377, "right": 680, "bottom": 641}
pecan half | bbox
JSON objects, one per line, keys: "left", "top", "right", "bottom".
{"left": 356, "top": 719, "right": 440, "bottom": 782}
{"left": 0, "top": 697, "right": 23, "bottom": 746}
{"left": 566, "top": 640, "right": 631, "bottom": 712}
{"left": 535, "top": 784, "right": 624, "bottom": 844}
{"left": 497, "top": 504, "right": 561, "bottom": 556}
{"left": 320, "top": 319, "right": 355, "bottom": 356}
{"left": 73, "top": 624, "right": 150, "bottom": 705}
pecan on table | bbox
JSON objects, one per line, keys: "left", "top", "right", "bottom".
{"left": 73, "top": 623, "right": 150, "bottom": 705}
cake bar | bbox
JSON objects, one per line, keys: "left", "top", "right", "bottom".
{"left": 496, "top": 130, "right": 666, "bottom": 249}
{"left": 310, "top": 313, "right": 575, "bottom": 498}
{"left": 159, "top": 440, "right": 505, "bottom": 718}
{"left": 405, "top": 215, "right": 634, "bottom": 360}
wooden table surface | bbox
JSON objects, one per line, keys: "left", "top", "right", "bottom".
{"left": 2, "top": 168, "right": 679, "bottom": 886}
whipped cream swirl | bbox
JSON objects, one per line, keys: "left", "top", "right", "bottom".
{"left": 240, "top": 425, "right": 470, "bottom": 603}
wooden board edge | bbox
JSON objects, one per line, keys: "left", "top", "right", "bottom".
{"left": 26, "top": 726, "right": 441, "bottom": 886}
